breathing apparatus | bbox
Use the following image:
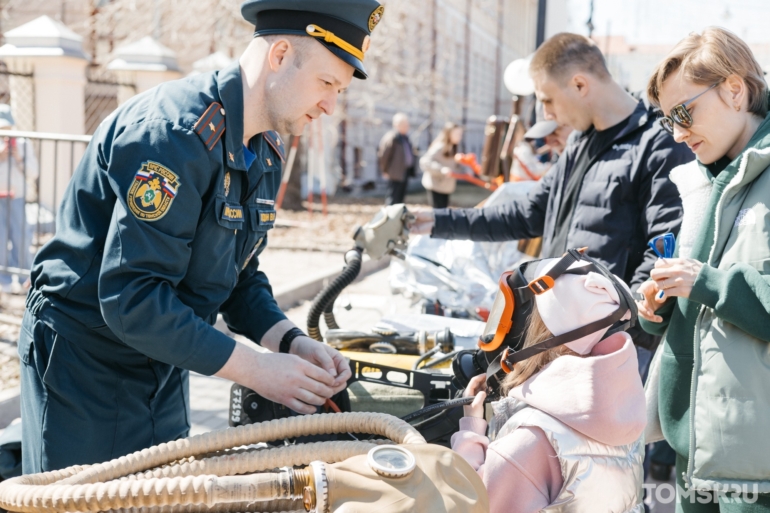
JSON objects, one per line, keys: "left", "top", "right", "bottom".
{"left": 0, "top": 412, "right": 488, "bottom": 513}
{"left": 452, "top": 248, "right": 637, "bottom": 398}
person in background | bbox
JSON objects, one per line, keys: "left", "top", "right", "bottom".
{"left": 539, "top": 122, "right": 573, "bottom": 157}
{"left": 411, "top": 33, "right": 693, "bottom": 365}
{"left": 378, "top": 112, "right": 416, "bottom": 205}
{"left": 512, "top": 120, "right": 574, "bottom": 181}
{"left": 419, "top": 122, "right": 463, "bottom": 208}
{"left": 0, "top": 104, "right": 38, "bottom": 293}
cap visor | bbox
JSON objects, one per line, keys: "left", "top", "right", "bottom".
{"left": 524, "top": 120, "right": 558, "bottom": 140}
{"left": 323, "top": 44, "right": 368, "bottom": 79}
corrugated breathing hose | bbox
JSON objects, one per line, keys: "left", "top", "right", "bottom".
{"left": 0, "top": 412, "right": 425, "bottom": 513}
{"left": 306, "top": 249, "right": 363, "bottom": 341}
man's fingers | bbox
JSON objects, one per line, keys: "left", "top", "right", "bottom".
{"left": 286, "top": 398, "right": 316, "bottom": 415}
{"left": 313, "top": 347, "right": 337, "bottom": 378}
{"left": 295, "top": 387, "right": 327, "bottom": 407}
{"left": 301, "top": 360, "right": 336, "bottom": 387}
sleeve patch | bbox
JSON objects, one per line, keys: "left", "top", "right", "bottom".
{"left": 262, "top": 131, "right": 286, "bottom": 163}
{"left": 194, "top": 102, "right": 226, "bottom": 151}
{"left": 127, "top": 161, "right": 181, "bottom": 221}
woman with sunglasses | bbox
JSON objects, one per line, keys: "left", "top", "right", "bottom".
{"left": 639, "top": 26, "right": 770, "bottom": 511}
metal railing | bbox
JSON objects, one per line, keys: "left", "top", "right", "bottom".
{"left": 0, "top": 129, "right": 92, "bottom": 286}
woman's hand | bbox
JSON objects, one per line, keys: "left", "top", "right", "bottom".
{"left": 650, "top": 258, "right": 704, "bottom": 301}
{"left": 636, "top": 280, "right": 664, "bottom": 323}
{"left": 440, "top": 166, "right": 454, "bottom": 176}
{"left": 462, "top": 375, "right": 487, "bottom": 419}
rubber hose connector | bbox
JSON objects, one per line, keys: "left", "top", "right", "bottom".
{"left": 307, "top": 249, "right": 362, "bottom": 341}
{"left": 323, "top": 300, "right": 340, "bottom": 331}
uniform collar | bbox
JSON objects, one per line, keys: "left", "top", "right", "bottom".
{"left": 217, "top": 61, "right": 249, "bottom": 171}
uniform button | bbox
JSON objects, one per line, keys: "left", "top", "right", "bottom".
{"left": 220, "top": 108, "right": 226, "bottom": 116}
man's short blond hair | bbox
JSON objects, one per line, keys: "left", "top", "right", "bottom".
{"left": 530, "top": 33, "right": 611, "bottom": 83}
{"left": 647, "top": 27, "right": 768, "bottom": 118}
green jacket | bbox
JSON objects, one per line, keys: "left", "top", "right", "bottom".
{"left": 641, "top": 110, "right": 770, "bottom": 492}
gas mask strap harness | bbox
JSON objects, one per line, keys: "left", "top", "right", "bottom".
{"left": 485, "top": 249, "right": 636, "bottom": 391}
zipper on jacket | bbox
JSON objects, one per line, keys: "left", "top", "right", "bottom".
{"left": 685, "top": 305, "right": 706, "bottom": 489}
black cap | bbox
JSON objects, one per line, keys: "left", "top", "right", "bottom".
{"left": 241, "top": 0, "right": 384, "bottom": 79}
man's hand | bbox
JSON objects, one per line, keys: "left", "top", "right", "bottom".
{"left": 290, "top": 336, "right": 351, "bottom": 394}
{"left": 462, "top": 374, "right": 487, "bottom": 419}
{"left": 650, "top": 258, "right": 704, "bottom": 301}
{"left": 216, "top": 342, "right": 340, "bottom": 415}
{"left": 408, "top": 208, "right": 436, "bottom": 235}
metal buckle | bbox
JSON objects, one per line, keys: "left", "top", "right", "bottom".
{"left": 527, "top": 276, "right": 555, "bottom": 295}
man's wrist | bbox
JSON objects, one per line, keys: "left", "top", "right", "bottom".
{"left": 279, "top": 327, "right": 306, "bottom": 354}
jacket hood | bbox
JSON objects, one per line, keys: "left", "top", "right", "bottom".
{"left": 508, "top": 332, "right": 646, "bottom": 446}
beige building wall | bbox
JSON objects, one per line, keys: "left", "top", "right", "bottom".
{"left": 342, "top": 0, "right": 558, "bottom": 185}
{"left": 0, "top": 0, "right": 567, "bottom": 189}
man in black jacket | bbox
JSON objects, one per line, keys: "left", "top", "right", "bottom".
{"left": 411, "top": 33, "right": 694, "bottom": 352}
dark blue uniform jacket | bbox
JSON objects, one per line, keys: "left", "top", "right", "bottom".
{"left": 433, "top": 100, "right": 693, "bottom": 291}
{"left": 26, "top": 61, "right": 286, "bottom": 377}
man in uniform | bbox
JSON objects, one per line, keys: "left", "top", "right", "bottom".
{"left": 19, "top": 0, "right": 385, "bottom": 473}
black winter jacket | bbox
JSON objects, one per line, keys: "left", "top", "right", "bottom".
{"left": 433, "top": 100, "right": 693, "bottom": 292}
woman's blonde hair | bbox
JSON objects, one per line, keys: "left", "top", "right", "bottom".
{"left": 647, "top": 27, "right": 768, "bottom": 118}
{"left": 500, "top": 305, "right": 576, "bottom": 395}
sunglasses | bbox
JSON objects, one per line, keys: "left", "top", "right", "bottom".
{"left": 648, "top": 233, "right": 676, "bottom": 259}
{"left": 658, "top": 82, "right": 720, "bottom": 135}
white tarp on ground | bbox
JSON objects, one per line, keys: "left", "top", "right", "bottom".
{"left": 390, "top": 181, "right": 538, "bottom": 311}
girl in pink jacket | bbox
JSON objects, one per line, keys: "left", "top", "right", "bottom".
{"left": 451, "top": 256, "right": 647, "bottom": 513}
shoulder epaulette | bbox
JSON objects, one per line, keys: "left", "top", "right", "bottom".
{"left": 193, "top": 102, "right": 226, "bottom": 151}
{"left": 262, "top": 131, "right": 286, "bottom": 163}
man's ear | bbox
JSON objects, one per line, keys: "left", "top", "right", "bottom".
{"left": 267, "top": 39, "right": 291, "bottom": 72}
{"left": 571, "top": 74, "right": 590, "bottom": 97}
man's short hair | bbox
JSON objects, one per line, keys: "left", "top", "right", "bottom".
{"left": 392, "top": 112, "right": 409, "bottom": 129}
{"left": 262, "top": 34, "right": 315, "bottom": 68}
{"left": 530, "top": 33, "right": 611, "bottom": 83}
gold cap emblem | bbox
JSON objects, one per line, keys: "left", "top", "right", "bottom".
{"left": 368, "top": 6, "right": 384, "bottom": 32}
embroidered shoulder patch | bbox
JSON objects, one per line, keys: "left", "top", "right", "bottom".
{"left": 127, "top": 161, "right": 181, "bottom": 221}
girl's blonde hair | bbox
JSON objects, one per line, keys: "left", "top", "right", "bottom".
{"left": 647, "top": 27, "right": 768, "bottom": 118}
{"left": 500, "top": 305, "right": 576, "bottom": 395}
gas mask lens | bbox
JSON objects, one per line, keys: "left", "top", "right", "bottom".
{"left": 367, "top": 446, "right": 416, "bottom": 478}
{"left": 478, "top": 271, "right": 514, "bottom": 352}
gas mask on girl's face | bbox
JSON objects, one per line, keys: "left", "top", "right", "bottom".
{"left": 452, "top": 248, "right": 637, "bottom": 398}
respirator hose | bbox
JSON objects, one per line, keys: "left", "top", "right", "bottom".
{"left": 0, "top": 413, "right": 425, "bottom": 513}
{"left": 323, "top": 294, "right": 340, "bottom": 330}
{"left": 307, "top": 248, "right": 363, "bottom": 341}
